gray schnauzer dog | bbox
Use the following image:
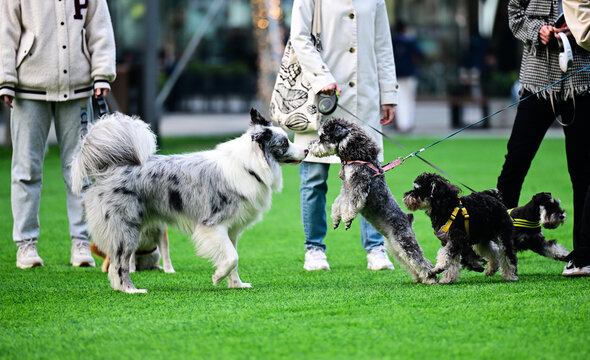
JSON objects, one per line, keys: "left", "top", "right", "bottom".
{"left": 403, "top": 173, "right": 518, "bottom": 284}
{"left": 509, "top": 192, "right": 569, "bottom": 261}
{"left": 308, "top": 118, "right": 437, "bottom": 285}
{"left": 71, "top": 109, "right": 308, "bottom": 293}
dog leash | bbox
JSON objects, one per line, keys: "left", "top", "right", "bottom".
{"left": 328, "top": 64, "right": 590, "bottom": 192}
{"left": 333, "top": 100, "right": 478, "bottom": 192}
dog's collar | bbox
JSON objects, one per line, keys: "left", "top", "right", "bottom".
{"left": 440, "top": 197, "right": 470, "bottom": 235}
{"left": 135, "top": 246, "right": 158, "bottom": 255}
{"left": 507, "top": 208, "right": 541, "bottom": 229}
{"left": 340, "top": 159, "right": 403, "bottom": 179}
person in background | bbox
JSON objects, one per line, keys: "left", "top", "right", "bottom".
{"left": 0, "top": 0, "right": 116, "bottom": 268}
{"left": 290, "top": 0, "right": 398, "bottom": 271}
{"left": 392, "top": 20, "right": 423, "bottom": 134}
{"left": 498, "top": 0, "right": 590, "bottom": 276}
{"left": 560, "top": 0, "right": 590, "bottom": 276}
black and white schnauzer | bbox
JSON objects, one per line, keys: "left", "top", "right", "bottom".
{"left": 509, "top": 192, "right": 569, "bottom": 261}
{"left": 308, "top": 118, "right": 437, "bottom": 284}
{"left": 71, "top": 109, "right": 308, "bottom": 293}
{"left": 403, "top": 173, "right": 518, "bottom": 284}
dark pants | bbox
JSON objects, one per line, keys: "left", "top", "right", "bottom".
{"left": 497, "top": 92, "right": 590, "bottom": 265}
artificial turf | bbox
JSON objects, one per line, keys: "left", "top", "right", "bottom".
{"left": 1, "top": 132, "right": 589, "bottom": 360}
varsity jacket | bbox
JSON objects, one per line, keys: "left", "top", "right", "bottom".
{"left": 509, "top": 0, "right": 590, "bottom": 101}
{"left": 0, "top": 0, "right": 116, "bottom": 102}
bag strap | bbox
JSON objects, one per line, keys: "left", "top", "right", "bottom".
{"left": 311, "top": 0, "right": 322, "bottom": 52}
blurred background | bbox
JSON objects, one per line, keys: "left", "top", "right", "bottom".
{"left": 1, "top": 0, "right": 528, "bottom": 144}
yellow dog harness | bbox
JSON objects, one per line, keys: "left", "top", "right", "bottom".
{"left": 440, "top": 196, "right": 470, "bottom": 235}
{"left": 508, "top": 209, "right": 541, "bottom": 229}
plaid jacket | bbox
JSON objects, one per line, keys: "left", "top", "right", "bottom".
{"left": 509, "top": 0, "right": 590, "bottom": 101}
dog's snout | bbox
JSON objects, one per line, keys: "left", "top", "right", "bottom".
{"left": 559, "top": 212, "right": 566, "bottom": 220}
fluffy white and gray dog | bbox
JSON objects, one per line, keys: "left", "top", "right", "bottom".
{"left": 308, "top": 118, "right": 437, "bottom": 284}
{"left": 71, "top": 109, "right": 308, "bottom": 293}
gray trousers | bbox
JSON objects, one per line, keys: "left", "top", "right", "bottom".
{"left": 11, "top": 98, "right": 92, "bottom": 244}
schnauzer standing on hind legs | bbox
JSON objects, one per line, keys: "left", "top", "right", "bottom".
{"left": 403, "top": 173, "right": 518, "bottom": 284}
{"left": 308, "top": 118, "right": 437, "bottom": 284}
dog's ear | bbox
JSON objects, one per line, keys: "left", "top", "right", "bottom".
{"left": 250, "top": 108, "right": 271, "bottom": 127}
{"left": 532, "top": 192, "right": 551, "bottom": 204}
{"left": 332, "top": 123, "right": 350, "bottom": 141}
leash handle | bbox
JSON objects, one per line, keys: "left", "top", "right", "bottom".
{"left": 96, "top": 94, "right": 110, "bottom": 117}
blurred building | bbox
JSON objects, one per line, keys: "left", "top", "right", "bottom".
{"left": 105, "top": 0, "right": 520, "bottom": 117}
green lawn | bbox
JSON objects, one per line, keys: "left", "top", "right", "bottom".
{"left": 1, "top": 132, "right": 589, "bottom": 360}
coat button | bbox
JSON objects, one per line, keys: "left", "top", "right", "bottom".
{"left": 349, "top": 47, "right": 355, "bottom": 53}
{"left": 349, "top": 13, "right": 354, "bottom": 19}
{"left": 349, "top": 81, "right": 355, "bottom": 87}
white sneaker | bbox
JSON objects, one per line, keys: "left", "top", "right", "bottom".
{"left": 71, "top": 240, "right": 96, "bottom": 267}
{"left": 562, "top": 260, "right": 590, "bottom": 277}
{"left": 367, "top": 246, "right": 395, "bottom": 270}
{"left": 16, "top": 240, "right": 44, "bottom": 269}
{"left": 304, "top": 248, "right": 330, "bottom": 271}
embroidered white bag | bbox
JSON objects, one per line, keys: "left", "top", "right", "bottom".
{"left": 269, "top": 0, "right": 322, "bottom": 133}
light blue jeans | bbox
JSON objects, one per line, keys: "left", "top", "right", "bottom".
{"left": 299, "top": 162, "right": 384, "bottom": 252}
{"left": 11, "top": 98, "right": 92, "bottom": 245}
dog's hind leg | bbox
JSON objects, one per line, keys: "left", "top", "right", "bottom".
{"left": 108, "top": 237, "right": 146, "bottom": 294}
{"left": 193, "top": 224, "right": 239, "bottom": 287}
{"left": 473, "top": 242, "right": 500, "bottom": 276}
{"left": 159, "top": 225, "right": 175, "bottom": 273}
{"left": 497, "top": 235, "right": 518, "bottom": 282}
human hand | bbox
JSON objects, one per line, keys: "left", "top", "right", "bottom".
{"left": 554, "top": 25, "right": 572, "bottom": 38}
{"left": 539, "top": 25, "right": 555, "bottom": 45}
{"left": 319, "top": 83, "right": 341, "bottom": 96}
{"left": 95, "top": 88, "right": 109, "bottom": 98}
{"left": 380, "top": 104, "right": 395, "bottom": 125}
{"left": 2, "top": 95, "right": 13, "bottom": 108}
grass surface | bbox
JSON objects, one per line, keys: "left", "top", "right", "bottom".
{"left": 1, "top": 133, "right": 589, "bottom": 360}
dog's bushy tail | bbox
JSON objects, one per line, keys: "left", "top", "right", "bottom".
{"left": 71, "top": 112, "right": 157, "bottom": 196}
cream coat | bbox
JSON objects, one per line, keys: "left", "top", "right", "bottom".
{"left": 290, "top": 0, "right": 398, "bottom": 163}
{"left": 563, "top": 0, "right": 590, "bottom": 51}
{"left": 0, "top": 0, "right": 116, "bottom": 102}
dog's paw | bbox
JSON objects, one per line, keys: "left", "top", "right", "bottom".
{"left": 121, "top": 287, "right": 147, "bottom": 294}
{"left": 502, "top": 274, "right": 518, "bottom": 282}
{"left": 163, "top": 266, "right": 176, "bottom": 274}
{"left": 333, "top": 219, "right": 341, "bottom": 229}
{"left": 229, "top": 282, "right": 252, "bottom": 289}
{"left": 345, "top": 220, "right": 353, "bottom": 230}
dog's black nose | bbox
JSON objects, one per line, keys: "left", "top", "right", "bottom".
{"left": 304, "top": 149, "right": 309, "bottom": 156}
{"left": 559, "top": 213, "right": 566, "bottom": 220}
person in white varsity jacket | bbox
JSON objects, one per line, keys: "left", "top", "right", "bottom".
{"left": 498, "top": 0, "right": 590, "bottom": 276}
{"left": 0, "top": 0, "right": 116, "bottom": 269}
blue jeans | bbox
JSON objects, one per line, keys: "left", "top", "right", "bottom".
{"left": 299, "top": 162, "right": 384, "bottom": 252}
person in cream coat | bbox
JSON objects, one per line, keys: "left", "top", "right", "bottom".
{"left": 0, "top": 0, "right": 116, "bottom": 269}
{"left": 289, "top": 0, "right": 399, "bottom": 271}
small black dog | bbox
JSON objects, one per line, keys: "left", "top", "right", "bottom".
{"left": 509, "top": 192, "right": 569, "bottom": 261}
{"left": 403, "top": 173, "right": 517, "bottom": 284}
